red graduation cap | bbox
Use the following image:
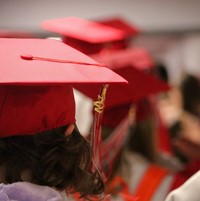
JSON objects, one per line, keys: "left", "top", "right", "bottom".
{"left": 97, "top": 16, "right": 140, "bottom": 37}
{"left": 0, "top": 38, "right": 127, "bottom": 137}
{"left": 96, "top": 16, "right": 140, "bottom": 50}
{"left": 41, "top": 17, "right": 127, "bottom": 55}
{"left": 92, "top": 47, "right": 155, "bottom": 70}
{"left": 75, "top": 48, "right": 169, "bottom": 108}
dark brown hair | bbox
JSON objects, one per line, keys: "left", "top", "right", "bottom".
{"left": 0, "top": 125, "right": 104, "bottom": 198}
{"left": 128, "top": 117, "right": 157, "bottom": 162}
{"left": 180, "top": 74, "right": 200, "bottom": 117}
{"left": 128, "top": 100, "right": 158, "bottom": 163}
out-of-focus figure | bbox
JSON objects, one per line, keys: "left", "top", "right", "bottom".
{"left": 158, "top": 71, "right": 200, "bottom": 192}
{"left": 75, "top": 48, "right": 173, "bottom": 200}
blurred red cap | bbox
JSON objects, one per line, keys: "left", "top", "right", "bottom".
{"left": 41, "top": 17, "right": 127, "bottom": 54}
{"left": 75, "top": 48, "right": 170, "bottom": 108}
{"left": 92, "top": 47, "right": 155, "bottom": 70}
{"left": 96, "top": 16, "right": 140, "bottom": 50}
{"left": 97, "top": 16, "right": 140, "bottom": 37}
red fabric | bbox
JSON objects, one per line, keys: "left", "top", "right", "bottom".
{"left": 106, "top": 176, "right": 129, "bottom": 195}
{"left": 170, "top": 160, "right": 200, "bottom": 190}
{"left": 0, "top": 85, "right": 75, "bottom": 137}
{"left": 41, "top": 17, "right": 136, "bottom": 55}
{"left": 134, "top": 165, "right": 169, "bottom": 201}
{"left": 0, "top": 38, "right": 127, "bottom": 85}
{"left": 106, "top": 165, "right": 168, "bottom": 201}
{"left": 98, "top": 17, "right": 140, "bottom": 37}
{"left": 63, "top": 36, "right": 104, "bottom": 55}
{"left": 91, "top": 48, "right": 155, "bottom": 70}
{"left": 41, "top": 17, "right": 125, "bottom": 43}
{"left": 101, "top": 117, "right": 130, "bottom": 178}
{"left": 107, "top": 176, "right": 139, "bottom": 201}
{"left": 63, "top": 36, "right": 128, "bottom": 55}
{"left": 0, "top": 38, "right": 128, "bottom": 137}
{"left": 97, "top": 17, "right": 140, "bottom": 51}
{"left": 102, "top": 104, "right": 131, "bottom": 127}
{"left": 76, "top": 66, "right": 170, "bottom": 108}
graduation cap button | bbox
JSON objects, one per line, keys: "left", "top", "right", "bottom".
{"left": 21, "top": 54, "right": 33, "bottom": 60}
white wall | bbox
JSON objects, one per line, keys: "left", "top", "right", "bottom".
{"left": 0, "top": 0, "right": 200, "bottom": 32}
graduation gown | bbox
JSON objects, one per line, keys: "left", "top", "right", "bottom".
{"left": 108, "top": 150, "right": 174, "bottom": 201}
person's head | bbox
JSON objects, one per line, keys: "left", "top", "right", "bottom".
{"left": 180, "top": 74, "right": 200, "bottom": 117}
{"left": 0, "top": 125, "right": 99, "bottom": 189}
{"left": 154, "top": 63, "right": 169, "bottom": 83}
{"left": 0, "top": 85, "right": 104, "bottom": 198}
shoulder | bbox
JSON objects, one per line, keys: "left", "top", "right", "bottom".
{"left": 0, "top": 182, "right": 64, "bottom": 201}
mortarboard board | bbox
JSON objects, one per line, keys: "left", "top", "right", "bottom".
{"left": 41, "top": 17, "right": 127, "bottom": 55}
{"left": 0, "top": 38, "right": 127, "bottom": 137}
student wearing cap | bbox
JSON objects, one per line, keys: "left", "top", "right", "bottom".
{"left": 165, "top": 74, "right": 200, "bottom": 190}
{"left": 74, "top": 48, "right": 175, "bottom": 201}
{"left": 0, "top": 38, "right": 127, "bottom": 201}
{"left": 101, "top": 99, "right": 174, "bottom": 201}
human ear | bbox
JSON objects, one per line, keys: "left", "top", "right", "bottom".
{"left": 65, "top": 124, "right": 75, "bottom": 136}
